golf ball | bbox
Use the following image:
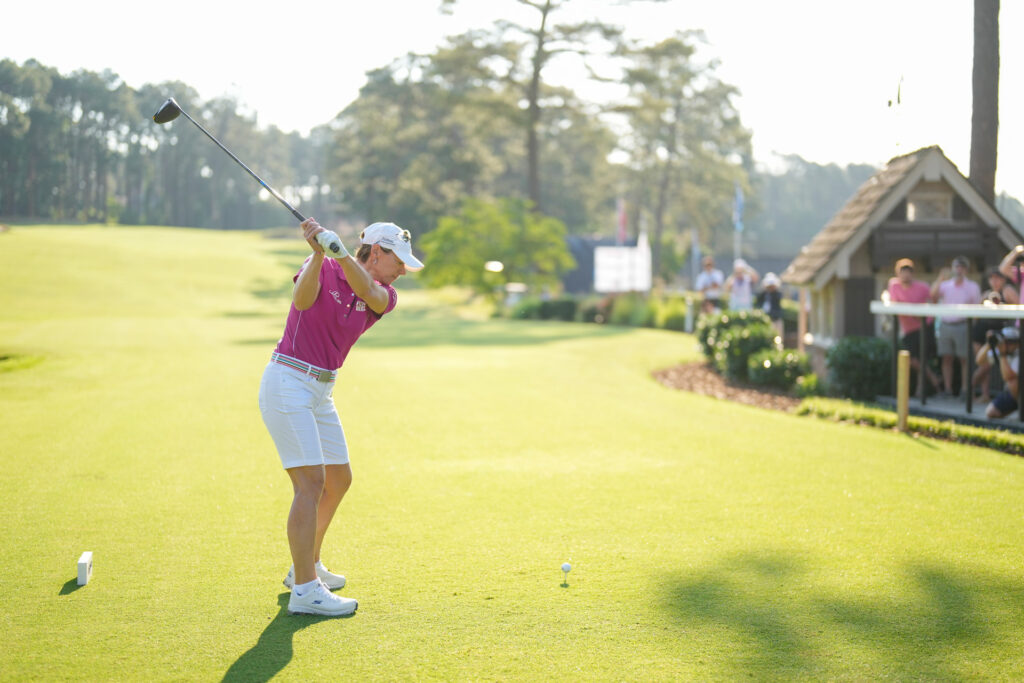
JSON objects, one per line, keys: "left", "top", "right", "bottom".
{"left": 561, "top": 562, "right": 572, "bottom": 573}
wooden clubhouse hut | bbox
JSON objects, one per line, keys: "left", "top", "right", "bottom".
{"left": 781, "top": 145, "right": 1024, "bottom": 373}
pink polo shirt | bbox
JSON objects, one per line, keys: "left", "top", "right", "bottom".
{"left": 936, "top": 277, "right": 982, "bottom": 323}
{"left": 887, "top": 278, "right": 931, "bottom": 334}
{"left": 274, "top": 257, "right": 397, "bottom": 370}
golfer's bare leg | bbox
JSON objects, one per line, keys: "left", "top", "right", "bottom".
{"left": 314, "top": 464, "right": 352, "bottom": 563}
{"left": 286, "top": 465, "right": 325, "bottom": 586}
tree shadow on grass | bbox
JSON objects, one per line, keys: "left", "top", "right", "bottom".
{"left": 221, "top": 592, "right": 355, "bottom": 683}
{"left": 661, "top": 550, "right": 1024, "bottom": 679}
{"left": 355, "top": 312, "right": 630, "bottom": 349}
{"left": 237, "top": 269, "right": 632, "bottom": 348}
{"left": 230, "top": 308, "right": 631, "bottom": 349}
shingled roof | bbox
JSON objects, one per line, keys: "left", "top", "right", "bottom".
{"left": 781, "top": 147, "right": 936, "bottom": 286}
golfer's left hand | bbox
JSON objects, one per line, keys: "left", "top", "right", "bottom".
{"left": 301, "top": 218, "right": 325, "bottom": 254}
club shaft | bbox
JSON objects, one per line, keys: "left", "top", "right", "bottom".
{"left": 176, "top": 108, "right": 306, "bottom": 223}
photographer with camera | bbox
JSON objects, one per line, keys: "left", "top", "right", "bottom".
{"left": 974, "top": 326, "right": 1021, "bottom": 419}
{"left": 971, "top": 268, "right": 1020, "bottom": 402}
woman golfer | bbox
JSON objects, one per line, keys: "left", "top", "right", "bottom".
{"left": 259, "top": 217, "right": 423, "bottom": 616}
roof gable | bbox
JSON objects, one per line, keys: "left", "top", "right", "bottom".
{"left": 780, "top": 146, "right": 1021, "bottom": 287}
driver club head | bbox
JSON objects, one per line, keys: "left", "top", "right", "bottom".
{"left": 152, "top": 98, "right": 183, "bottom": 124}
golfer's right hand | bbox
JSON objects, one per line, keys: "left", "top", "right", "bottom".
{"left": 301, "top": 218, "right": 325, "bottom": 254}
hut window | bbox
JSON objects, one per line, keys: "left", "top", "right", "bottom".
{"left": 907, "top": 192, "right": 952, "bottom": 222}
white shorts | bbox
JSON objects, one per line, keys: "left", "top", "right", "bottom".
{"left": 258, "top": 361, "right": 349, "bottom": 469}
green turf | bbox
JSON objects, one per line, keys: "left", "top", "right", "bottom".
{"left": 2, "top": 225, "right": 1024, "bottom": 681}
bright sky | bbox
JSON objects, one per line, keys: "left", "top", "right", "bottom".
{"left": 4, "top": 0, "right": 1022, "bottom": 200}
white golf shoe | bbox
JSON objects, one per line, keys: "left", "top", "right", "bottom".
{"left": 283, "top": 562, "right": 347, "bottom": 590}
{"left": 287, "top": 580, "right": 358, "bottom": 617}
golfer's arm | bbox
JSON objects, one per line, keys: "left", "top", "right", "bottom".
{"left": 293, "top": 254, "right": 324, "bottom": 311}
{"left": 337, "top": 257, "right": 390, "bottom": 315}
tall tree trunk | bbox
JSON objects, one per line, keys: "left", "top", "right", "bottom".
{"left": 652, "top": 160, "right": 672, "bottom": 281}
{"left": 98, "top": 150, "right": 108, "bottom": 222}
{"left": 526, "top": 0, "right": 551, "bottom": 212}
{"left": 651, "top": 106, "right": 682, "bottom": 281}
{"left": 26, "top": 152, "right": 36, "bottom": 218}
{"left": 969, "top": 0, "right": 999, "bottom": 203}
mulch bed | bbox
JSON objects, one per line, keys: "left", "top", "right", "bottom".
{"left": 653, "top": 361, "right": 803, "bottom": 412}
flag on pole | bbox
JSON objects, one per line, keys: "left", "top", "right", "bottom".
{"left": 732, "top": 182, "right": 744, "bottom": 234}
{"left": 616, "top": 197, "right": 628, "bottom": 245}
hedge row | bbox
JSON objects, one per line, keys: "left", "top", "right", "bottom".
{"left": 507, "top": 293, "right": 800, "bottom": 335}
{"left": 796, "top": 397, "right": 1024, "bottom": 456}
{"left": 508, "top": 293, "right": 690, "bottom": 331}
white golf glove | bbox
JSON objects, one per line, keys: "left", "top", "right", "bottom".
{"left": 315, "top": 230, "right": 350, "bottom": 259}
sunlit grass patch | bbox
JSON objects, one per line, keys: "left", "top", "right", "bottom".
{"left": 2, "top": 226, "right": 1024, "bottom": 681}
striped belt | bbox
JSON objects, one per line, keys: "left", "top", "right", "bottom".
{"left": 271, "top": 352, "right": 337, "bottom": 383}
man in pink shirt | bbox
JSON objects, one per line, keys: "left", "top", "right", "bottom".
{"left": 887, "top": 258, "right": 941, "bottom": 394}
{"left": 930, "top": 256, "right": 982, "bottom": 396}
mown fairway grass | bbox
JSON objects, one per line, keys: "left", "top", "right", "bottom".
{"left": 3, "top": 225, "right": 1024, "bottom": 681}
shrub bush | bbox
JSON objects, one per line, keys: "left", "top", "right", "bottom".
{"left": 826, "top": 336, "right": 892, "bottom": 401}
{"left": 713, "top": 321, "right": 778, "bottom": 381}
{"left": 509, "top": 297, "right": 543, "bottom": 320}
{"left": 609, "top": 294, "right": 656, "bottom": 327}
{"left": 748, "top": 348, "right": 810, "bottom": 390}
{"left": 795, "top": 372, "right": 821, "bottom": 398}
{"left": 697, "top": 309, "right": 773, "bottom": 359}
{"left": 655, "top": 296, "right": 690, "bottom": 332}
{"left": 606, "top": 295, "right": 629, "bottom": 325}
{"left": 576, "top": 296, "right": 612, "bottom": 324}
{"left": 781, "top": 298, "right": 799, "bottom": 334}
{"left": 539, "top": 297, "right": 577, "bottom": 321}
{"left": 637, "top": 298, "right": 659, "bottom": 327}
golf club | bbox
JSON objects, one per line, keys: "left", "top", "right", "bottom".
{"left": 152, "top": 97, "right": 306, "bottom": 223}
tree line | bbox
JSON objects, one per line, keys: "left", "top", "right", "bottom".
{"left": 0, "top": 61, "right": 326, "bottom": 230}
{"left": 7, "top": 0, "right": 1014, "bottom": 286}
{"left": 0, "top": 1, "right": 756, "bottom": 271}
